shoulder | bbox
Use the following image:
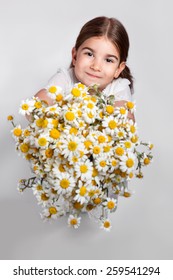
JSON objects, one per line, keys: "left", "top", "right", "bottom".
{"left": 104, "top": 78, "right": 132, "bottom": 101}
{"left": 111, "top": 77, "right": 131, "bottom": 92}
{"left": 45, "top": 67, "right": 77, "bottom": 92}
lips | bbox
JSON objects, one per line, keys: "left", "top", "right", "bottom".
{"left": 86, "top": 72, "right": 101, "bottom": 79}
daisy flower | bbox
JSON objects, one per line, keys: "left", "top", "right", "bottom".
{"left": 74, "top": 181, "right": 90, "bottom": 204}
{"left": 75, "top": 159, "right": 93, "bottom": 181}
{"left": 103, "top": 198, "right": 117, "bottom": 211}
{"left": 120, "top": 140, "right": 134, "bottom": 151}
{"left": 68, "top": 214, "right": 81, "bottom": 229}
{"left": 95, "top": 156, "right": 109, "bottom": 173}
{"left": 19, "top": 99, "right": 35, "bottom": 115}
{"left": 12, "top": 125, "right": 23, "bottom": 139}
{"left": 45, "top": 104, "right": 60, "bottom": 116}
{"left": 115, "top": 106, "right": 128, "bottom": 119}
{"left": 54, "top": 172, "right": 75, "bottom": 195}
{"left": 102, "top": 116, "right": 119, "bottom": 135}
{"left": 119, "top": 152, "right": 136, "bottom": 174}
{"left": 100, "top": 218, "right": 112, "bottom": 231}
{"left": 46, "top": 85, "right": 63, "bottom": 100}
{"left": 61, "top": 135, "right": 85, "bottom": 159}
{"left": 83, "top": 110, "right": 96, "bottom": 124}
{"left": 35, "top": 133, "right": 50, "bottom": 149}
{"left": 41, "top": 205, "right": 64, "bottom": 220}
{"left": 125, "top": 101, "right": 136, "bottom": 113}
{"left": 108, "top": 157, "right": 119, "bottom": 172}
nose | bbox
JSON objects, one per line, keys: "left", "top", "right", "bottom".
{"left": 90, "top": 58, "right": 101, "bottom": 71}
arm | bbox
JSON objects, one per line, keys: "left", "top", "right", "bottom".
{"left": 114, "top": 100, "right": 135, "bottom": 122}
{"left": 35, "top": 89, "right": 54, "bottom": 106}
{"left": 26, "top": 89, "right": 54, "bottom": 122}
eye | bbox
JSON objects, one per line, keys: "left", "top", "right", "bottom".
{"left": 106, "top": 58, "right": 114, "bottom": 63}
{"left": 85, "top": 51, "right": 93, "bottom": 57}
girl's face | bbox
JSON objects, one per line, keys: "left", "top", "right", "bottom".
{"left": 72, "top": 36, "right": 125, "bottom": 90}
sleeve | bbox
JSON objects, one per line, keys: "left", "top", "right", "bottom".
{"left": 44, "top": 68, "right": 70, "bottom": 92}
{"left": 112, "top": 78, "right": 133, "bottom": 101}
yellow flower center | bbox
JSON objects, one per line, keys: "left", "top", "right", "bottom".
{"left": 108, "top": 120, "right": 117, "bottom": 129}
{"left": 115, "top": 147, "right": 124, "bottom": 156}
{"left": 21, "top": 104, "right": 29, "bottom": 110}
{"left": 93, "top": 146, "right": 101, "bottom": 154}
{"left": 126, "top": 101, "right": 134, "bottom": 109}
{"left": 92, "top": 168, "right": 98, "bottom": 177}
{"left": 84, "top": 140, "right": 92, "bottom": 149}
{"left": 24, "top": 129, "right": 30, "bottom": 136}
{"left": 52, "top": 119, "right": 59, "bottom": 128}
{"left": 72, "top": 156, "right": 78, "bottom": 163}
{"left": 118, "top": 131, "right": 124, "bottom": 137}
{"left": 87, "top": 112, "right": 94, "bottom": 118}
{"left": 87, "top": 103, "right": 94, "bottom": 109}
{"left": 59, "top": 164, "right": 66, "bottom": 172}
{"left": 103, "top": 146, "right": 111, "bottom": 152}
{"left": 34, "top": 101, "right": 42, "bottom": 109}
{"left": 41, "top": 193, "right": 49, "bottom": 201}
{"left": 124, "top": 141, "right": 132, "bottom": 148}
{"left": 144, "top": 158, "right": 150, "bottom": 165}
{"left": 70, "top": 219, "right": 78, "bottom": 225}
{"left": 73, "top": 202, "right": 83, "bottom": 209}
{"left": 120, "top": 107, "right": 126, "bottom": 115}
{"left": 13, "top": 128, "right": 22, "bottom": 137}
{"left": 78, "top": 83, "right": 85, "bottom": 89}
{"left": 38, "top": 137, "right": 47, "bottom": 147}
{"left": 80, "top": 165, "right": 88, "bottom": 173}
{"left": 45, "top": 148, "right": 53, "bottom": 158}
{"left": 130, "top": 125, "right": 136, "bottom": 133}
{"left": 49, "top": 207, "right": 57, "bottom": 215}
{"left": 68, "top": 141, "right": 78, "bottom": 151}
{"left": 126, "top": 158, "right": 134, "bottom": 168}
{"left": 49, "top": 86, "right": 57, "bottom": 93}
{"left": 7, "top": 115, "right": 13, "bottom": 121}
{"left": 124, "top": 192, "right": 131, "bottom": 198}
{"left": 149, "top": 144, "right": 154, "bottom": 150}
{"left": 112, "top": 159, "right": 118, "bottom": 167}
{"left": 98, "top": 135, "right": 106, "bottom": 143}
{"left": 79, "top": 186, "right": 87, "bottom": 196}
{"left": 65, "top": 111, "right": 75, "bottom": 121}
{"left": 129, "top": 172, "right": 134, "bottom": 178}
{"left": 71, "top": 88, "right": 81, "bottom": 97}
{"left": 131, "top": 135, "right": 138, "bottom": 143}
{"left": 91, "top": 96, "right": 97, "bottom": 102}
{"left": 20, "top": 143, "right": 29, "bottom": 153}
{"left": 36, "top": 185, "right": 43, "bottom": 191}
{"left": 93, "top": 197, "right": 102, "bottom": 205}
{"left": 60, "top": 179, "right": 70, "bottom": 189}
{"left": 69, "top": 127, "right": 78, "bottom": 135}
{"left": 107, "top": 201, "right": 115, "bottom": 209}
{"left": 100, "top": 161, "right": 106, "bottom": 167}
{"left": 56, "top": 94, "right": 63, "bottom": 102}
{"left": 49, "top": 128, "right": 60, "bottom": 139}
{"left": 106, "top": 105, "right": 114, "bottom": 114}
{"left": 104, "top": 221, "right": 111, "bottom": 228}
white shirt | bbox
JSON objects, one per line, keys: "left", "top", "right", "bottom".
{"left": 46, "top": 68, "right": 132, "bottom": 101}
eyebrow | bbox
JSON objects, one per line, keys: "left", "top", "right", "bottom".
{"left": 81, "top": 47, "right": 119, "bottom": 61}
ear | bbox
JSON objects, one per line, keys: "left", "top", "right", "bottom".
{"left": 72, "top": 47, "right": 77, "bottom": 66}
{"left": 114, "top": 62, "right": 126, "bottom": 78}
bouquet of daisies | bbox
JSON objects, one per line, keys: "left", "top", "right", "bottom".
{"left": 8, "top": 83, "right": 153, "bottom": 231}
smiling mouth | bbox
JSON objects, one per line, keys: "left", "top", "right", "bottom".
{"left": 86, "top": 72, "right": 101, "bottom": 79}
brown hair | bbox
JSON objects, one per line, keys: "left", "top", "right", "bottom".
{"left": 70, "top": 16, "right": 134, "bottom": 92}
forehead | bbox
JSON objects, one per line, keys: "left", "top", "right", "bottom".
{"left": 79, "top": 36, "right": 119, "bottom": 56}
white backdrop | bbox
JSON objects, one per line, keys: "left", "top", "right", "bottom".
{"left": 0, "top": 0, "right": 172, "bottom": 260}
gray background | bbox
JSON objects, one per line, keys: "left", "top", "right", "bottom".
{"left": 0, "top": 0, "right": 172, "bottom": 259}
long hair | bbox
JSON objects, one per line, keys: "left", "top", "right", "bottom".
{"left": 70, "top": 16, "right": 134, "bottom": 92}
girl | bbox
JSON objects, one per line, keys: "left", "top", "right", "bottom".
{"left": 35, "top": 16, "right": 134, "bottom": 120}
